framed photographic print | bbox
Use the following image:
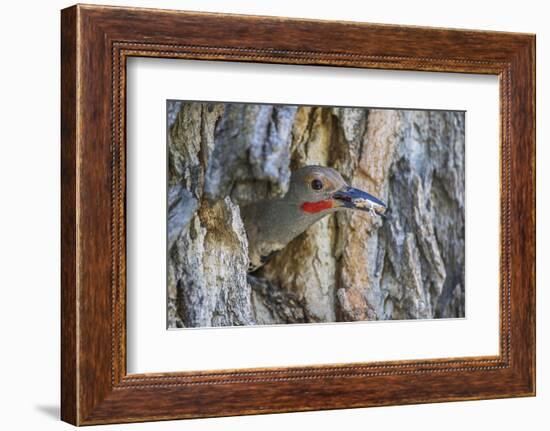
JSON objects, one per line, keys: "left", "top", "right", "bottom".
{"left": 61, "top": 4, "right": 536, "bottom": 425}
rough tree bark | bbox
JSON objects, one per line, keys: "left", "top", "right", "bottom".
{"left": 167, "top": 102, "right": 465, "bottom": 328}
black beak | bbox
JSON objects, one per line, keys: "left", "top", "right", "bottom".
{"left": 332, "top": 186, "right": 387, "bottom": 216}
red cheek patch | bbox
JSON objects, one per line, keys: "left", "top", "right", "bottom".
{"left": 301, "top": 200, "right": 334, "bottom": 213}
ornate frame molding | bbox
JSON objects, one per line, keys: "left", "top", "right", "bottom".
{"left": 61, "top": 4, "right": 535, "bottom": 425}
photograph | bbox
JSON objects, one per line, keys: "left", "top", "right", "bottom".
{"left": 166, "top": 101, "right": 466, "bottom": 328}
{"left": 45, "top": 1, "right": 536, "bottom": 426}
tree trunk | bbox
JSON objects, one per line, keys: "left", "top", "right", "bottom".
{"left": 167, "top": 102, "right": 465, "bottom": 328}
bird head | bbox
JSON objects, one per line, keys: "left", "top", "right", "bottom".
{"left": 286, "top": 166, "right": 387, "bottom": 217}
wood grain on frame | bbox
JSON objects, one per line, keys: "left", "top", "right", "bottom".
{"left": 61, "top": 4, "right": 535, "bottom": 425}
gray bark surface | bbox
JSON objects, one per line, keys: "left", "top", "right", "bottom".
{"left": 167, "top": 102, "right": 465, "bottom": 328}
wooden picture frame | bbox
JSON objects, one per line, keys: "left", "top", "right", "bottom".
{"left": 61, "top": 4, "right": 535, "bottom": 425}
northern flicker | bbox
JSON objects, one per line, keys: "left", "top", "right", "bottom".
{"left": 241, "top": 165, "right": 387, "bottom": 271}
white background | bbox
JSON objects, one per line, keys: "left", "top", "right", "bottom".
{"left": 127, "top": 60, "right": 499, "bottom": 373}
{"left": 0, "top": 0, "right": 547, "bottom": 430}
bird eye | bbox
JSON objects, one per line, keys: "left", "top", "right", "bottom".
{"left": 311, "top": 179, "right": 323, "bottom": 190}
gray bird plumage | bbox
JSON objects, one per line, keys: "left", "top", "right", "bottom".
{"left": 241, "top": 165, "right": 386, "bottom": 271}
